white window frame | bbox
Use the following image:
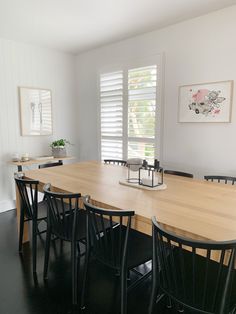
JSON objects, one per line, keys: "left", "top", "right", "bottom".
{"left": 97, "top": 54, "right": 164, "bottom": 163}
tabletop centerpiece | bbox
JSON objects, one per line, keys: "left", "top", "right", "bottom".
{"left": 126, "top": 158, "right": 163, "bottom": 189}
{"left": 138, "top": 159, "right": 163, "bottom": 188}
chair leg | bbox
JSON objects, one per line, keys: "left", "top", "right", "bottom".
{"left": 81, "top": 244, "right": 90, "bottom": 310}
{"left": 127, "top": 270, "right": 131, "bottom": 281}
{"left": 229, "top": 305, "right": 236, "bottom": 314}
{"left": 178, "top": 306, "right": 184, "bottom": 313}
{"left": 149, "top": 278, "right": 158, "bottom": 314}
{"left": 167, "top": 297, "right": 172, "bottom": 308}
{"left": 120, "top": 266, "right": 127, "bottom": 314}
{"left": 32, "top": 219, "right": 37, "bottom": 273}
{"left": 18, "top": 210, "right": 25, "bottom": 253}
{"left": 72, "top": 240, "right": 79, "bottom": 305}
{"left": 43, "top": 227, "right": 51, "bottom": 279}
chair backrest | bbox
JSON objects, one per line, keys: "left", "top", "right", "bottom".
{"left": 152, "top": 217, "right": 236, "bottom": 313}
{"left": 164, "top": 170, "right": 193, "bottom": 178}
{"left": 104, "top": 159, "right": 127, "bottom": 166}
{"left": 204, "top": 175, "right": 236, "bottom": 185}
{"left": 38, "top": 161, "right": 63, "bottom": 169}
{"left": 14, "top": 173, "right": 39, "bottom": 220}
{"left": 43, "top": 184, "right": 81, "bottom": 240}
{"left": 83, "top": 196, "right": 134, "bottom": 270}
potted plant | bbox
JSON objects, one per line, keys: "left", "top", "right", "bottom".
{"left": 50, "top": 139, "right": 71, "bottom": 158}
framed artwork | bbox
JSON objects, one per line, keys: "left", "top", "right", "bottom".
{"left": 19, "top": 87, "right": 53, "bottom": 135}
{"left": 178, "top": 80, "right": 233, "bottom": 122}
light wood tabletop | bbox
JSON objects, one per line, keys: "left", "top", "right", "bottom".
{"left": 18, "top": 161, "right": 236, "bottom": 244}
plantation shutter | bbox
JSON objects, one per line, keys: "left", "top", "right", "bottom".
{"left": 100, "top": 71, "right": 123, "bottom": 160}
{"left": 128, "top": 65, "right": 157, "bottom": 163}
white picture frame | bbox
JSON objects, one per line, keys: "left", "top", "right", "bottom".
{"left": 19, "top": 87, "right": 53, "bottom": 136}
{"left": 178, "top": 80, "right": 233, "bottom": 123}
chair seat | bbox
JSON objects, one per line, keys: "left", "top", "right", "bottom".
{"left": 37, "top": 200, "right": 48, "bottom": 220}
{"left": 51, "top": 210, "right": 115, "bottom": 242}
{"left": 37, "top": 199, "right": 70, "bottom": 220}
{"left": 93, "top": 225, "right": 152, "bottom": 270}
{"left": 161, "top": 247, "right": 236, "bottom": 312}
{"left": 127, "top": 228, "right": 152, "bottom": 269}
{"left": 54, "top": 209, "right": 87, "bottom": 241}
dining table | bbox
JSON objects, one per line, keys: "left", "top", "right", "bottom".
{"left": 16, "top": 161, "right": 236, "bottom": 245}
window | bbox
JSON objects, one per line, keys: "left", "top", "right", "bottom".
{"left": 100, "top": 63, "right": 158, "bottom": 163}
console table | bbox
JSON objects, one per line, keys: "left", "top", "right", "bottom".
{"left": 10, "top": 156, "right": 75, "bottom": 172}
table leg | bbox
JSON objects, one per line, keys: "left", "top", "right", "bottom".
{"left": 15, "top": 183, "right": 29, "bottom": 243}
{"left": 17, "top": 165, "right": 23, "bottom": 172}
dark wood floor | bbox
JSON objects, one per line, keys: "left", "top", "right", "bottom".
{"left": 0, "top": 210, "right": 177, "bottom": 314}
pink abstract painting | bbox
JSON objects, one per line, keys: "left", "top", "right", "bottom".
{"left": 178, "top": 81, "right": 233, "bottom": 122}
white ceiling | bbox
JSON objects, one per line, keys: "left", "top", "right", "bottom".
{"left": 0, "top": 0, "right": 235, "bottom": 54}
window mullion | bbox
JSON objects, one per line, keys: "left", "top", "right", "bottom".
{"left": 123, "top": 68, "right": 128, "bottom": 160}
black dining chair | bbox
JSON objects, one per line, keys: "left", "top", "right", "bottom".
{"left": 15, "top": 173, "right": 48, "bottom": 274}
{"left": 104, "top": 159, "right": 127, "bottom": 166}
{"left": 39, "top": 161, "right": 63, "bottom": 200}
{"left": 43, "top": 184, "right": 87, "bottom": 305}
{"left": 164, "top": 170, "right": 194, "bottom": 178}
{"left": 81, "top": 196, "right": 152, "bottom": 314}
{"left": 204, "top": 175, "right": 236, "bottom": 185}
{"left": 38, "top": 160, "right": 63, "bottom": 169}
{"left": 149, "top": 217, "right": 236, "bottom": 314}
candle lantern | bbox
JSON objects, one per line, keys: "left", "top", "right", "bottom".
{"left": 127, "top": 158, "right": 143, "bottom": 183}
{"left": 139, "top": 160, "right": 163, "bottom": 188}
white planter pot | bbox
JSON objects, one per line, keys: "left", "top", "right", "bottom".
{"left": 52, "top": 147, "right": 67, "bottom": 158}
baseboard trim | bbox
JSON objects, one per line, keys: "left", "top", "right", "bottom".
{"left": 0, "top": 200, "right": 16, "bottom": 213}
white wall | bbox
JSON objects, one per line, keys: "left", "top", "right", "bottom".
{"left": 75, "top": 5, "right": 236, "bottom": 178}
{"left": 1, "top": 5, "right": 235, "bottom": 211}
{"left": 0, "top": 38, "right": 78, "bottom": 212}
